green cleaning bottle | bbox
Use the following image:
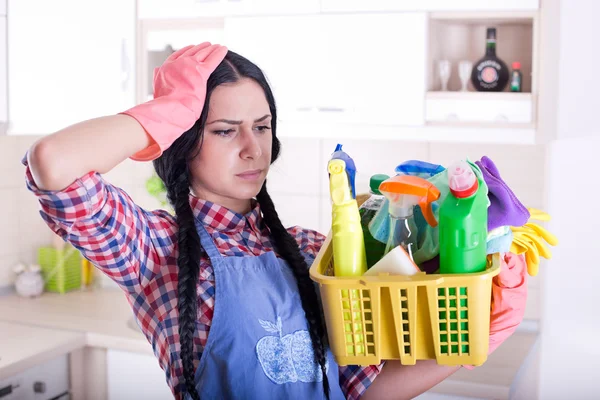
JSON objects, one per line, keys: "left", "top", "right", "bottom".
{"left": 439, "top": 160, "right": 488, "bottom": 275}
{"left": 438, "top": 160, "right": 488, "bottom": 355}
{"left": 359, "top": 174, "right": 389, "bottom": 268}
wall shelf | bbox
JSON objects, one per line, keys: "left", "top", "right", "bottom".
{"left": 427, "top": 12, "right": 538, "bottom": 94}
{"left": 425, "top": 91, "right": 535, "bottom": 125}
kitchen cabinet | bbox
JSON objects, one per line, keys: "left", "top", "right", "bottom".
{"left": 106, "top": 349, "right": 172, "bottom": 400}
{"left": 138, "top": 0, "right": 320, "bottom": 20}
{"left": 319, "top": 13, "right": 427, "bottom": 126}
{"left": 0, "top": 13, "right": 6, "bottom": 134}
{"left": 321, "top": 0, "right": 539, "bottom": 13}
{"left": 0, "top": 355, "right": 69, "bottom": 400}
{"left": 136, "top": 19, "right": 226, "bottom": 103}
{"left": 224, "top": 15, "right": 316, "bottom": 125}
{"left": 7, "top": 0, "right": 136, "bottom": 135}
{"left": 224, "top": 12, "right": 427, "bottom": 127}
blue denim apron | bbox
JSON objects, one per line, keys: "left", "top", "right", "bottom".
{"left": 185, "top": 220, "right": 345, "bottom": 399}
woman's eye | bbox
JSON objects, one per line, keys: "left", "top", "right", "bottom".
{"left": 213, "top": 129, "right": 235, "bottom": 137}
{"left": 255, "top": 125, "right": 271, "bottom": 133}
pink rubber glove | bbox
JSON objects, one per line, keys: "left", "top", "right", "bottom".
{"left": 121, "top": 42, "right": 228, "bottom": 161}
{"left": 464, "top": 252, "right": 528, "bottom": 369}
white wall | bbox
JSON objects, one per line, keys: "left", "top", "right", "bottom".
{"left": 0, "top": 135, "right": 159, "bottom": 291}
{"left": 539, "top": 0, "right": 600, "bottom": 398}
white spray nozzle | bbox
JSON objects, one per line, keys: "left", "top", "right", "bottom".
{"left": 447, "top": 160, "right": 478, "bottom": 198}
{"left": 386, "top": 194, "right": 420, "bottom": 219}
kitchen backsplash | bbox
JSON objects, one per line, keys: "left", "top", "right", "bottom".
{"left": 0, "top": 134, "right": 546, "bottom": 321}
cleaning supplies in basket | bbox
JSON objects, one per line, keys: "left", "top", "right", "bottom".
{"left": 328, "top": 157, "right": 367, "bottom": 277}
{"left": 510, "top": 208, "right": 558, "bottom": 276}
{"left": 439, "top": 160, "right": 489, "bottom": 275}
{"left": 376, "top": 175, "right": 441, "bottom": 259}
{"left": 358, "top": 174, "right": 390, "bottom": 269}
{"left": 363, "top": 245, "right": 420, "bottom": 276}
{"left": 327, "top": 146, "right": 369, "bottom": 354}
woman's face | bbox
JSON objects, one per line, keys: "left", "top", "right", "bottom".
{"left": 189, "top": 78, "right": 273, "bottom": 214}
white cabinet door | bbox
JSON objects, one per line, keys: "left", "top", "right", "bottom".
{"left": 0, "top": 15, "right": 6, "bottom": 133}
{"left": 320, "top": 13, "right": 427, "bottom": 126}
{"left": 139, "top": 20, "right": 226, "bottom": 103}
{"left": 225, "top": 13, "right": 426, "bottom": 129}
{"left": 224, "top": 15, "right": 318, "bottom": 124}
{"left": 227, "top": 0, "right": 320, "bottom": 16}
{"left": 0, "top": 355, "right": 69, "bottom": 400}
{"left": 107, "top": 349, "right": 173, "bottom": 400}
{"left": 8, "top": 0, "right": 135, "bottom": 135}
{"left": 321, "top": 0, "right": 539, "bottom": 12}
{"left": 139, "top": 0, "right": 320, "bottom": 19}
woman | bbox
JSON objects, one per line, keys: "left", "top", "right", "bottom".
{"left": 24, "top": 42, "right": 527, "bottom": 399}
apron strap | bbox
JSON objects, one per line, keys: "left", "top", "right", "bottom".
{"left": 194, "top": 219, "right": 223, "bottom": 262}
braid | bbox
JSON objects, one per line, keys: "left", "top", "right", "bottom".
{"left": 166, "top": 163, "right": 202, "bottom": 400}
{"left": 256, "top": 181, "right": 331, "bottom": 400}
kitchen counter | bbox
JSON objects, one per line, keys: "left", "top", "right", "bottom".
{"left": 0, "top": 321, "right": 85, "bottom": 380}
{"left": 0, "top": 288, "right": 151, "bottom": 380}
{"left": 0, "top": 288, "right": 538, "bottom": 398}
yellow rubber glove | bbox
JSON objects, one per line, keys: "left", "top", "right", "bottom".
{"left": 509, "top": 208, "right": 558, "bottom": 276}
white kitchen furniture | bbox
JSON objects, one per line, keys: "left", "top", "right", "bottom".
{"left": 138, "top": 0, "right": 320, "bottom": 19}
{"left": 0, "top": 355, "right": 70, "bottom": 400}
{"left": 7, "top": 0, "right": 136, "bottom": 135}
{"left": 107, "top": 349, "right": 172, "bottom": 400}
{"left": 320, "top": 0, "right": 539, "bottom": 13}
{"left": 224, "top": 12, "right": 427, "bottom": 127}
{"left": 0, "top": 0, "right": 7, "bottom": 134}
{"left": 4, "top": 1, "right": 542, "bottom": 144}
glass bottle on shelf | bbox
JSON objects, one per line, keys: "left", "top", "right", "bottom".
{"left": 510, "top": 61, "right": 523, "bottom": 92}
{"left": 471, "top": 27, "right": 509, "bottom": 92}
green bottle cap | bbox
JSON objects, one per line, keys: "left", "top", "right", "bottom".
{"left": 370, "top": 174, "right": 390, "bottom": 195}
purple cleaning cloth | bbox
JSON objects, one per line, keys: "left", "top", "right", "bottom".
{"left": 475, "top": 156, "right": 530, "bottom": 230}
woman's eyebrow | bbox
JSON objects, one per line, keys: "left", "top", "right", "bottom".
{"left": 207, "top": 114, "right": 271, "bottom": 125}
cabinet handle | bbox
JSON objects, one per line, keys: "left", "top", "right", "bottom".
{"left": 446, "top": 113, "right": 459, "bottom": 121}
{"left": 33, "top": 381, "right": 46, "bottom": 393}
{"left": 495, "top": 114, "right": 509, "bottom": 122}
{"left": 121, "top": 38, "right": 131, "bottom": 92}
{"left": 317, "top": 107, "right": 345, "bottom": 113}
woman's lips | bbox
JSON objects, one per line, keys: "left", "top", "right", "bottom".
{"left": 236, "top": 169, "right": 262, "bottom": 180}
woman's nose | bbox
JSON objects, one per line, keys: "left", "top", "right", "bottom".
{"left": 240, "top": 129, "right": 262, "bottom": 160}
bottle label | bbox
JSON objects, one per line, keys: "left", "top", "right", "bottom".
{"left": 476, "top": 60, "right": 503, "bottom": 89}
{"left": 510, "top": 74, "right": 522, "bottom": 91}
{"left": 481, "top": 66, "right": 498, "bottom": 84}
{"left": 477, "top": 60, "right": 502, "bottom": 73}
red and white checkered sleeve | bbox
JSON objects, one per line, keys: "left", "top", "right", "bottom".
{"left": 23, "top": 153, "right": 176, "bottom": 292}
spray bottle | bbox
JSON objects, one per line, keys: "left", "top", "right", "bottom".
{"left": 330, "top": 144, "right": 357, "bottom": 199}
{"left": 328, "top": 155, "right": 368, "bottom": 354}
{"left": 328, "top": 158, "right": 367, "bottom": 277}
{"left": 359, "top": 174, "right": 390, "bottom": 268}
{"left": 378, "top": 175, "right": 441, "bottom": 260}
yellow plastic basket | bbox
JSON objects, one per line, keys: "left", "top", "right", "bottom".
{"left": 309, "top": 233, "right": 501, "bottom": 367}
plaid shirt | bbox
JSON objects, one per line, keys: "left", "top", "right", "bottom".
{"left": 23, "top": 156, "right": 382, "bottom": 399}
